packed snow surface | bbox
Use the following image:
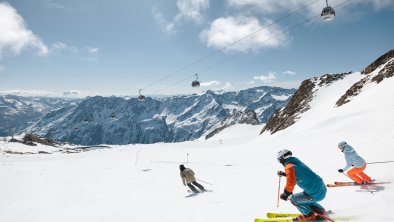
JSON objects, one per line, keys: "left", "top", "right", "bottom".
{"left": 1, "top": 72, "right": 394, "bottom": 222}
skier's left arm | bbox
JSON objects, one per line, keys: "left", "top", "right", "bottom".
{"left": 342, "top": 154, "right": 353, "bottom": 171}
{"left": 180, "top": 172, "right": 186, "bottom": 185}
{"left": 284, "top": 163, "right": 296, "bottom": 193}
{"left": 280, "top": 163, "right": 296, "bottom": 200}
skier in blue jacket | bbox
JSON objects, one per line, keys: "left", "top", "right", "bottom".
{"left": 337, "top": 141, "right": 372, "bottom": 184}
{"left": 277, "top": 149, "right": 327, "bottom": 221}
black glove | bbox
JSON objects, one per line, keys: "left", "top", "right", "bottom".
{"left": 280, "top": 189, "right": 292, "bottom": 201}
{"left": 277, "top": 171, "right": 286, "bottom": 177}
{"left": 338, "top": 169, "right": 344, "bottom": 173}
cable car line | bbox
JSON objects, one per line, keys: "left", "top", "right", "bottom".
{"left": 138, "top": 0, "right": 321, "bottom": 93}
{"left": 148, "top": 0, "right": 353, "bottom": 96}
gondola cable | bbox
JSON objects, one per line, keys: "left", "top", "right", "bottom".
{"left": 138, "top": 0, "right": 321, "bottom": 94}
{"left": 149, "top": 0, "right": 353, "bottom": 95}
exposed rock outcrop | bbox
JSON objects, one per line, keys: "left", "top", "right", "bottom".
{"left": 337, "top": 49, "right": 394, "bottom": 107}
{"left": 23, "top": 133, "right": 56, "bottom": 146}
{"left": 362, "top": 49, "right": 394, "bottom": 75}
{"left": 260, "top": 79, "right": 315, "bottom": 134}
{"left": 260, "top": 72, "right": 350, "bottom": 134}
{"left": 261, "top": 49, "right": 394, "bottom": 134}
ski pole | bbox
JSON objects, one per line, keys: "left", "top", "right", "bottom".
{"left": 290, "top": 199, "right": 335, "bottom": 222}
{"left": 277, "top": 176, "right": 281, "bottom": 208}
{"left": 341, "top": 172, "right": 374, "bottom": 194}
{"left": 367, "top": 160, "right": 394, "bottom": 165}
{"left": 197, "top": 179, "right": 213, "bottom": 186}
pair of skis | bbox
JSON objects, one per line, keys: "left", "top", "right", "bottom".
{"left": 326, "top": 181, "right": 389, "bottom": 188}
{"left": 255, "top": 181, "right": 390, "bottom": 221}
{"left": 255, "top": 212, "right": 352, "bottom": 222}
{"left": 185, "top": 189, "right": 213, "bottom": 198}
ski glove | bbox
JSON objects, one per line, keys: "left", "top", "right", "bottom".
{"left": 277, "top": 171, "right": 286, "bottom": 177}
{"left": 280, "top": 189, "right": 292, "bottom": 201}
{"left": 338, "top": 169, "right": 344, "bottom": 173}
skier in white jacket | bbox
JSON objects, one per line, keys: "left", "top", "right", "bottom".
{"left": 337, "top": 141, "right": 373, "bottom": 184}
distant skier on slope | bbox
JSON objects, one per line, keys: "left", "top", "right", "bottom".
{"left": 179, "top": 164, "right": 206, "bottom": 193}
{"left": 277, "top": 149, "right": 327, "bottom": 221}
{"left": 337, "top": 141, "right": 373, "bottom": 184}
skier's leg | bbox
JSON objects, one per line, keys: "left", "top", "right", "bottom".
{"left": 359, "top": 171, "right": 372, "bottom": 182}
{"left": 347, "top": 167, "right": 364, "bottom": 184}
{"left": 309, "top": 186, "right": 327, "bottom": 215}
{"left": 310, "top": 203, "right": 326, "bottom": 214}
{"left": 291, "top": 187, "right": 326, "bottom": 217}
{"left": 192, "top": 181, "right": 205, "bottom": 191}
{"left": 187, "top": 183, "right": 199, "bottom": 193}
{"left": 290, "top": 192, "right": 313, "bottom": 216}
{"left": 357, "top": 164, "right": 372, "bottom": 182}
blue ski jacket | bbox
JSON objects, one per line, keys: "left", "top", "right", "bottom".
{"left": 341, "top": 144, "right": 366, "bottom": 171}
{"left": 284, "top": 157, "right": 326, "bottom": 200}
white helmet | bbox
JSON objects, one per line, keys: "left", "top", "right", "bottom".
{"left": 277, "top": 149, "right": 292, "bottom": 165}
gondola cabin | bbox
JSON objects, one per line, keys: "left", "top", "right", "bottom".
{"left": 321, "top": 6, "right": 335, "bottom": 21}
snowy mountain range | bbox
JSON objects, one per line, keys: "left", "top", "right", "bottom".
{"left": 0, "top": 86, "right": 295, "bottom": 145}
{"left": 0, "top": 96, "right": 78, "bottom": 137}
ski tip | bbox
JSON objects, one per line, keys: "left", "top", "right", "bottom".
{"left": 266, "top": 212, "right": 298, "bottom": 218}
{"left": 185, "top": 193, "right": 199, "bottom": 198}
{"left": 255, "top": 218, "right": 294, "bottom": 222}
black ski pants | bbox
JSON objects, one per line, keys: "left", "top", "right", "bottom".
{"left": 187, "top": 181, "right": 205, "bottom": 193}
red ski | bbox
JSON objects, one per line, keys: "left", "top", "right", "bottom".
{"left": 327, "top": 181, "right": 390, "bottom": 187}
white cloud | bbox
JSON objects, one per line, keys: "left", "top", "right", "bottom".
{"left": 200, "top": 16, "right": 287, "bottom": 53}
{"left": 152, "top": 6, "right": 177, "bottom": 35}
{"left": 367, "top": 0, "right": 394, "bottom": 9}
{"left": 0, "top": 2, "right": 48, "bottom": 58}
{"left": 262, "top": 80, "right": 302, "bottom": 89}
{"left": 246, "top": 80, "right": 255, "bottom": 85}
{"left": 48, "top": 0, "right": 69, "bottom": 11}
{"left": 222, "top": 82, "right": 234, "bottom": 90}
{"left": 87, "top": 47, "right": 99, "bottom": 56}
{"left": 283, "top": 70, "right": 296, "bottom": 75}
{"left": 175, "top": 0, "right": 209, "bottom": 24}
{"left": 50, "top": 42, "right": 78, "bottom": 54}
{"left": 77, "top": 49, "right": 100, "bottom": 62}
{"left": 62, "top": 90, "right": 81, "bottom": 96}
{"left": 0, "top": 89, "right": 103, "bottom": 98}
{"left": 50, "top": 42, "right": 100, "bottom": 61}
{"left": 254, "top": 72, "right": 277, "bottom": 83}
{"left": 0, "top": 90, "right": 56, "bottom": 97}
{"left": 153, "top": 0, "right": 209, "bottom": 35}
{"left": 227, "top": 0, "right": 309, "bottom": 14}
{"left": 201, "top": 80, "right": 220, "bottom": 87}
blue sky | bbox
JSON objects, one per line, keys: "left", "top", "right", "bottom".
{"left": 0, "top": 0, "right": 393, "bottom": 97}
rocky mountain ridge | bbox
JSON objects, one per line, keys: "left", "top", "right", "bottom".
{"left": 261, "top": 49, "right": 394, "bottom": 134}
{"left": 0, "top": 86, "right": 295, "bottom": 145}
{"left": 0, "top": 95, "right": 78, "bottom": 137}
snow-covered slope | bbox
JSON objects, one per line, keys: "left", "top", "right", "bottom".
{"left": 261, "top": 49, "right": 394, "bottom": 135}
{"left": 1, "top": 50, "right": 393, "bottom": 222}
{"left": 0, "top": 65, "right": 393, "bottom": 221}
